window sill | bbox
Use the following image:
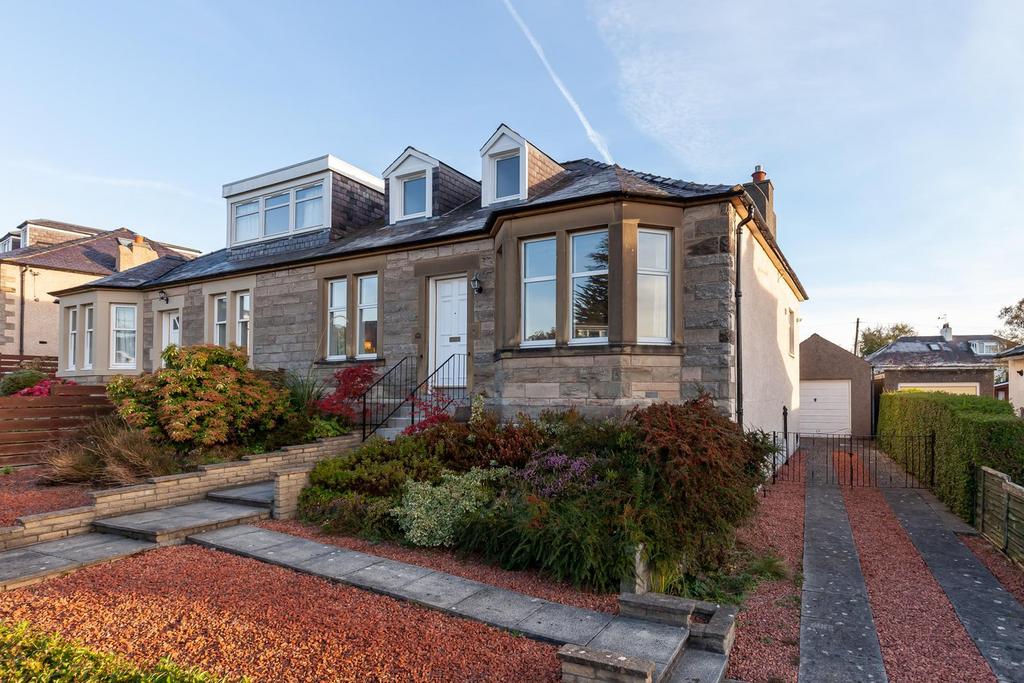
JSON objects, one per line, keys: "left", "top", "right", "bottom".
{"left": 497, "top": 342, "right": 684, "bottom": 360}
{"left": 520, "top": 341, "right": 556, "bottom": 349}
{"left": 315, "top": 356, "right": 385, "bottom": 366}
{"left": 568, "top": 339, "right": 609, "bottom": 346}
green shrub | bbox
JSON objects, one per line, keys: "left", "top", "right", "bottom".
{"left": 0, "top": 621, "right": 234, "bottom": 682}
{"left": 392, "top": 467, "right": 511, "bottom": 547}
{"left": 420, "top": 412, "right": 546, "bottom": 471}
{"left": 107, "top": 345, "right": 291, "bottom": 451}
{"left": 878, "top": 391, "right": 1024, "bottom": 520}
{"left": 0, "top": 368, "right": 46, "bottom": 396}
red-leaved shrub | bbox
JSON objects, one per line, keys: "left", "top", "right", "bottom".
{"left": 317, "top": 364, "right": 378, "bottom": 423}
{"left": 14, "top": 378, "right": 77, "bottom": 396}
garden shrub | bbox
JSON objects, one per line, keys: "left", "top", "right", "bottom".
{"left": 392, "top": 467, "right": 511, "bottom": 547}
{"left": 0, "top": 621, "right": 231, "bottom": 682}
{"left": 878, "top": 391, "right": 1024, "bottom": 520}
{"left": 420, "top": 412, "right": 546, "bottom": 471}
{"left": 107, "top": 345, "right": 291, "bottom": 451}
{"left": 0, "top": 368, "right": 46, "bottom": 395}
{"left": 317, "top": 363, "right": 378, "bottom": 423}
{"left": 13, "top": 377, "right": 76, "bottom": 396}
{"left": 41, "top": 415, "right": 181, "bottom": 486}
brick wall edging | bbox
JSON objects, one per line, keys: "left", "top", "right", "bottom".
{"left": 0, "top": 434, "right": 358, "bottom": 551}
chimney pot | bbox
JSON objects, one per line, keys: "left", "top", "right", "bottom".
{"left": 133, "top": 234, "right": 145, "bottom": 245}
{"left": 941, "top": 323, "right": 953, "bottom": 342}
{"left": 751, "top": 164, "right": 767, "bottom": 183}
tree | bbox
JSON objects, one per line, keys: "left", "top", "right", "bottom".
{"left": 858, "top": 322, "right": 916, "bottom": 356}
{"left": 998, "top": 298, "right": 1024, "bottom": 343}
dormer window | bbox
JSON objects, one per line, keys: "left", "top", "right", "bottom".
{"left": 234, "top": 201, "right": 259, "bottom": 242}
{"left": 229, "top": 181, "right": 327, "bottom": 244}
{"left": 970, "top": 340, "right": 1000, "bottom": 355}
{"left": 401, "top": 174, "right": 427, "bottom": 218}
{"left": 494, "top": 153, "right": 521, "bottom": 200}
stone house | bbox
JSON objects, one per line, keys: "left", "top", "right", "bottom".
{"left": 52, "top": 125, "right": 807, "bottom": 433}
{"left": 995, "top": 344, "right": 1024, "bottom": 415}
{"left": 868, "top": 323, "right": 1011, "bottom": 397}
{"left": 0, "top": 219, "right": 199, "bottom": 361}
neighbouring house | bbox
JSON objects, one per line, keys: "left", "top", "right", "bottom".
{"left": 51, "top": 125, "right": 807, "bottom": 434}
{"left": 799, "top": 333, "right": 872, "bottom": 434}
{"left": 867, "top": 323, "right": 1011, "bottom": 397}
{"left": 996, "top": 344, "right": 1024, "bottom": 416}
{"left": 0, "top": 219, "right": 200, "bottom": 362}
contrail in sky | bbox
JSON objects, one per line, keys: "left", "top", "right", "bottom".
{"left": 500, "top": 0, "right": 614, "bottom": 164}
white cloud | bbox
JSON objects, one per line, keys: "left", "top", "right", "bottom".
{"left": 501, "top": 0, "right": 614, "bottom": 164}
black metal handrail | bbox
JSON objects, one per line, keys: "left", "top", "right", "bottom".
{"left": 408, "top": 353, "right": 469, "bottom": 428}
{"left": 361, "top": 356, "right": 416, "bottom": 440}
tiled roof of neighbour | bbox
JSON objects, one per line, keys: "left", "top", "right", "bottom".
{"left": 73, "top": 254, "right": 191, "bottom": 289}
{"left": 18, "top": 218, "right": 107, "bottom": 235}
{"left": 868, "top": 335, "right": 1011, "bottom": 369}
{"left": 997, "top": 343, "right": 1024, "bottom": 360}
{"left": 138, "top": 159, "right": 739, "bottom": 288}
{"left": 1, "top": 228, "right": 193, "bottom": 275}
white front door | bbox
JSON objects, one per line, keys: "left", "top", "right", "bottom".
{"left": 432, "top": 276, "right": 468, "bottom": 387}
{"left": 161, "top": 310, "right": 181, "bottom": 360}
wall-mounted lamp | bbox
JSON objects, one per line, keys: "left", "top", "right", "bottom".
{"left": 158, "top": 290, "right": 169, "bottom": 304}
{"left": 470, "top": 272, "right": 483, "bottom": 295}
{"left": 1017, "top": 369, "right": 1023, "bottom": 377}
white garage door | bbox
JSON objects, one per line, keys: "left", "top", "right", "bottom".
{"left": 897, "top": 382, "right": 979, "bottom": 396}
{"left": 800, "top": 380, "right": 852, "bottom": 434}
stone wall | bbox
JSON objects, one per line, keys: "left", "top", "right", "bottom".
{"left": 0, "top": 434, "right": 358, "bottom": 552}
{"left": 880, "top": 368, "right": 995, "bottom": 397}
{"left": 252, "top": 265, "right": 319, "bottom": 372}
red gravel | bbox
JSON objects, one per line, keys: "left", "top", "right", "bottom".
{"left": 259, "top": 519, "right": 619, "bottom": 614}
{"left": 0, "top": 545, "right": 560, "bottom": 683}
{"left": 727, "top": 451, "right": 805, "bottom": 683}
{"left": 0, "top": 467, "right": 90, "bottom": 526}
{"left": 962, "top": 534, "right": 1024, "bottom": 607}
{"left": 841, "top": 457, "right": 995, "bottom": 683}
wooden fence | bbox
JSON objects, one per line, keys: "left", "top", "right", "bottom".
{"left": 0, "top": 384, "right": 112, "bottom": 467}
{"left": 0, "top": 354, "right": 58, "bottom": 376}
{"left": 976, "top": 466, "right": 1024, "bottom": 569}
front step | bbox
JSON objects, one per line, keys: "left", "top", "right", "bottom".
{"left": 666, "top": 649, "right": 729, "bottom": 683}
{"left": 0, "top": 533, "right": 155, "bottom": 591}
{"left": 93, "top": 500, "right": 269, "bottom": 545}
{"left": 207, "top": 482, "right": 275, "bottom": 508}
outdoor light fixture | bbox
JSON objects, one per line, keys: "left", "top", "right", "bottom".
{"left": 471, "top": 272, "right": 483, "bottom": 294}
{"left": 158, "top": 290, "right": 169, "bottom": 304}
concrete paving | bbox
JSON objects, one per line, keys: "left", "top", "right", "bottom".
{"left": 0, "top": 533, "right": 155, "bottom": 590}
{"left": 190, "top": 525, "right": 692, "bottom": 680}
{"left": 92, "top": 500, "right": 269, "bottom": 544}
{"left": 884, "top": 488, "right": 1024, "bottom": 682}
{"left": 800, "top": 455, "right": 887, "bottom": 683}
{"left": 207, "top": 481, "right": 275, "bottom": 508}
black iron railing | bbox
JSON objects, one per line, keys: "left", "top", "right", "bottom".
{"left": 408, "top": 353, "right": 469, "bottom": 428}
{"left": 361, "top": 356, "right": 416, "bottom": 441}
{"left": 768, "top": 431, "right": 935, "bottom": 488}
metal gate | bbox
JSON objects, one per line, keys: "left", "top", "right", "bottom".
{"left": 769, "top": 432, "right": 936, "bottom": 488}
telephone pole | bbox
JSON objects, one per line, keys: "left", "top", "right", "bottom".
{"left": 853, "top": 317, "right": 861, "bottom": 356}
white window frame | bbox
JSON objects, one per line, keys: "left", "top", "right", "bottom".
{"left": 569, "top": 229, "right": 609, "bottom": 345}
{"left": 66, "top": 307, "right": 78, "bottom": 370}
{"left": 236, "top": 292, "right": 252, "bottom": 351}
{"left": 109, "top": 304, "right": 137, "bottom": 370}
{"left": 492, "top": 150, "right": 522, "bottom": 202}
{"left": 356, "top": 274, "right": 379, "bottom": 359}
{"left": 294, "top": 182, "right": 325, "bottom": 231}
{"left": 788, "top": 309, "right": 797, "bottom": 357}
{"left": 213, "top": 295, "right": 228, "bottom": 347}
{"left": 636, "top": 229, "right": 672, "bottom": 345}
{"left": 326, "top": 278, "right": 348, "bottom": 361}
{"left": 520, "top": 236, "right": 557, "bottom": 348}
{"left": 230, "top": 180, "right": 327, "bottom": 245}
{"left": 262, "top": 191, "right": 291, "bottom": 237}
{"left": 399, "top": 172, "right": 428, "bottom": 220}
{"left": 233, "top": 200, "right": 260, "bottom": 243}
{"left": 83, "top": 305, "right": 94, "bottom": 370}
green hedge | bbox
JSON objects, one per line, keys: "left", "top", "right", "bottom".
{"left": 878, "top": 392, "right": 1024, "bottom": 520}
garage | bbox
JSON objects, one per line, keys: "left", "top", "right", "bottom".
{"left": 800, "top": 379, "right": 852, "bottom": 434}
{"left": 799, "top": 334, "right": 873, "bottom": 435}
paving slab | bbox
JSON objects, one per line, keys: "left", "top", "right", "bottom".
{"left": 397, "top": 571, "right": 487, "bottom": 609}
{"left": 207, "top": 482, "right": 275, "bottom": 508}
{"left": 450, "top": 586, "right": 549, "bottom": 629}
{"left": 190, "top": 527, "right": 295, "bottom": 555}
{"left": 342, "top": 558, "right": 435, "bottom": 595}
{"left": 514, "top": 601, "right": 614, "bottom": 645}
{"left": 256, "top": 538, "right": 338, "bottom": 566}
{"left": 0, "top": 533, "right": 155, "bottom": 590}
{"left": 667, "top": 649, "right": 728, "bottom": 683}
{"left": 883, "top": 488, "right": 1024, "bottom": 682}
{"left": 588, "top": 616, "right": 687, "bottom": 666}
{"left": 94, "top": 501, "right": 268, "bottom": 543}
{"left": 291, "top": 548, "right": 383, "bottom": 578}
{"left": 800, "top": 476, "right": 887, "bottom": 683}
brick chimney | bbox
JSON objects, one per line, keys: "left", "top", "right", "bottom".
{"left": 116, "top": 234, "right": 159, "bottom": 272}
{"left": 743, "top": 164, "right": 777, "bottom": 238}
{"left": 940, "top": 323, "right": 953, "bottom": 342}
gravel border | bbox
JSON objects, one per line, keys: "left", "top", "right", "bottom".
{"left": 0, "top": 545, "right": 561, "bottom": 682}
{"left": 0, "top": 467, "right": 90, "bottom": 527}
{"left": 842, "top": 465, "right": 996, "bottom": 683}
{"left": 727, "top": 451, "right": 805, "bottom": 683}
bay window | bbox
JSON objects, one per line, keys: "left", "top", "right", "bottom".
{"left": 83, "top": 305, "right": 94, "bottom": 369}
{"left": 327, "top": 278, "right": 348, "bottom": 359}
{"left": 110, "top": 304, "right": 137, "bottom": 369}
{"left": 237, "top": 292, "right": 252, "bottom": 351}
{"left": 637, "top": 229, "right": 671, "bottom": 343}
{"left": 67, "top": 308, "right": 78, "bottom": 370}
{"left": 357, "top": 275, "right": 378, "bottom": 357}
{"left": 570, "top": 230, "right": 609, "bottom": 342}
{"left": 521, "top": 237, "right": 556, "bottom": 346}
{"left": 214, "top": 295, "right": 228, "bottom": 347}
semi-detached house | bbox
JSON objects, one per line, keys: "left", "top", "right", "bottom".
{"left": 52, "top": 124, "right": 807, "bottom": 434}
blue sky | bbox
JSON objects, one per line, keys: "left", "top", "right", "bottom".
{"left": 2, "top": 1, "right": 1021, "bottom": 347}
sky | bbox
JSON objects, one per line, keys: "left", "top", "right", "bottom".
{"left": 1, "top": 1, "right": 1021, "bottom": 351}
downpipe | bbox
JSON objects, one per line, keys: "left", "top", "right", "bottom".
{"left": 734, "top": 201, "right": 755, "bottom": 428}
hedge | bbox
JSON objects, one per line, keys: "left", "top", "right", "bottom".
{"left": 877, "top": 391, "right": 1024, "bottom": 521}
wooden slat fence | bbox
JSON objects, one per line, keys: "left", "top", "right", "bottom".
{"left": 976, "top": 466, "right": 1024, "bottom": 569}
{"left": 0, "top": 384, "right": 112, "bottom": 466}
{"left": 0, "top": 354, "right": 58, "bottom": 376}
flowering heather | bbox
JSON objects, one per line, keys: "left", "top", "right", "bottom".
{"left": 519, "top": 448, "right": 598, "bottom": 498}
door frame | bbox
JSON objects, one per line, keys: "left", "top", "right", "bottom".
{"left": 427, "top": 273, "right": 468, "bottom": 387}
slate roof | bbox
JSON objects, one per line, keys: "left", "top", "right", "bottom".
{"left": 18, "top": 218, "right": 107, "bottom": 236}
{"left": 867, "top": 335, "right": 1011, "bottom": 369}
{"left": 1, "top": 228, "right": 193, "bottom": 276}
{"left": 77, "top": 254, "right": 191, "bottom": 289}
{"left": 997, "top": 344, "right": 1024, "bottom": 360}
